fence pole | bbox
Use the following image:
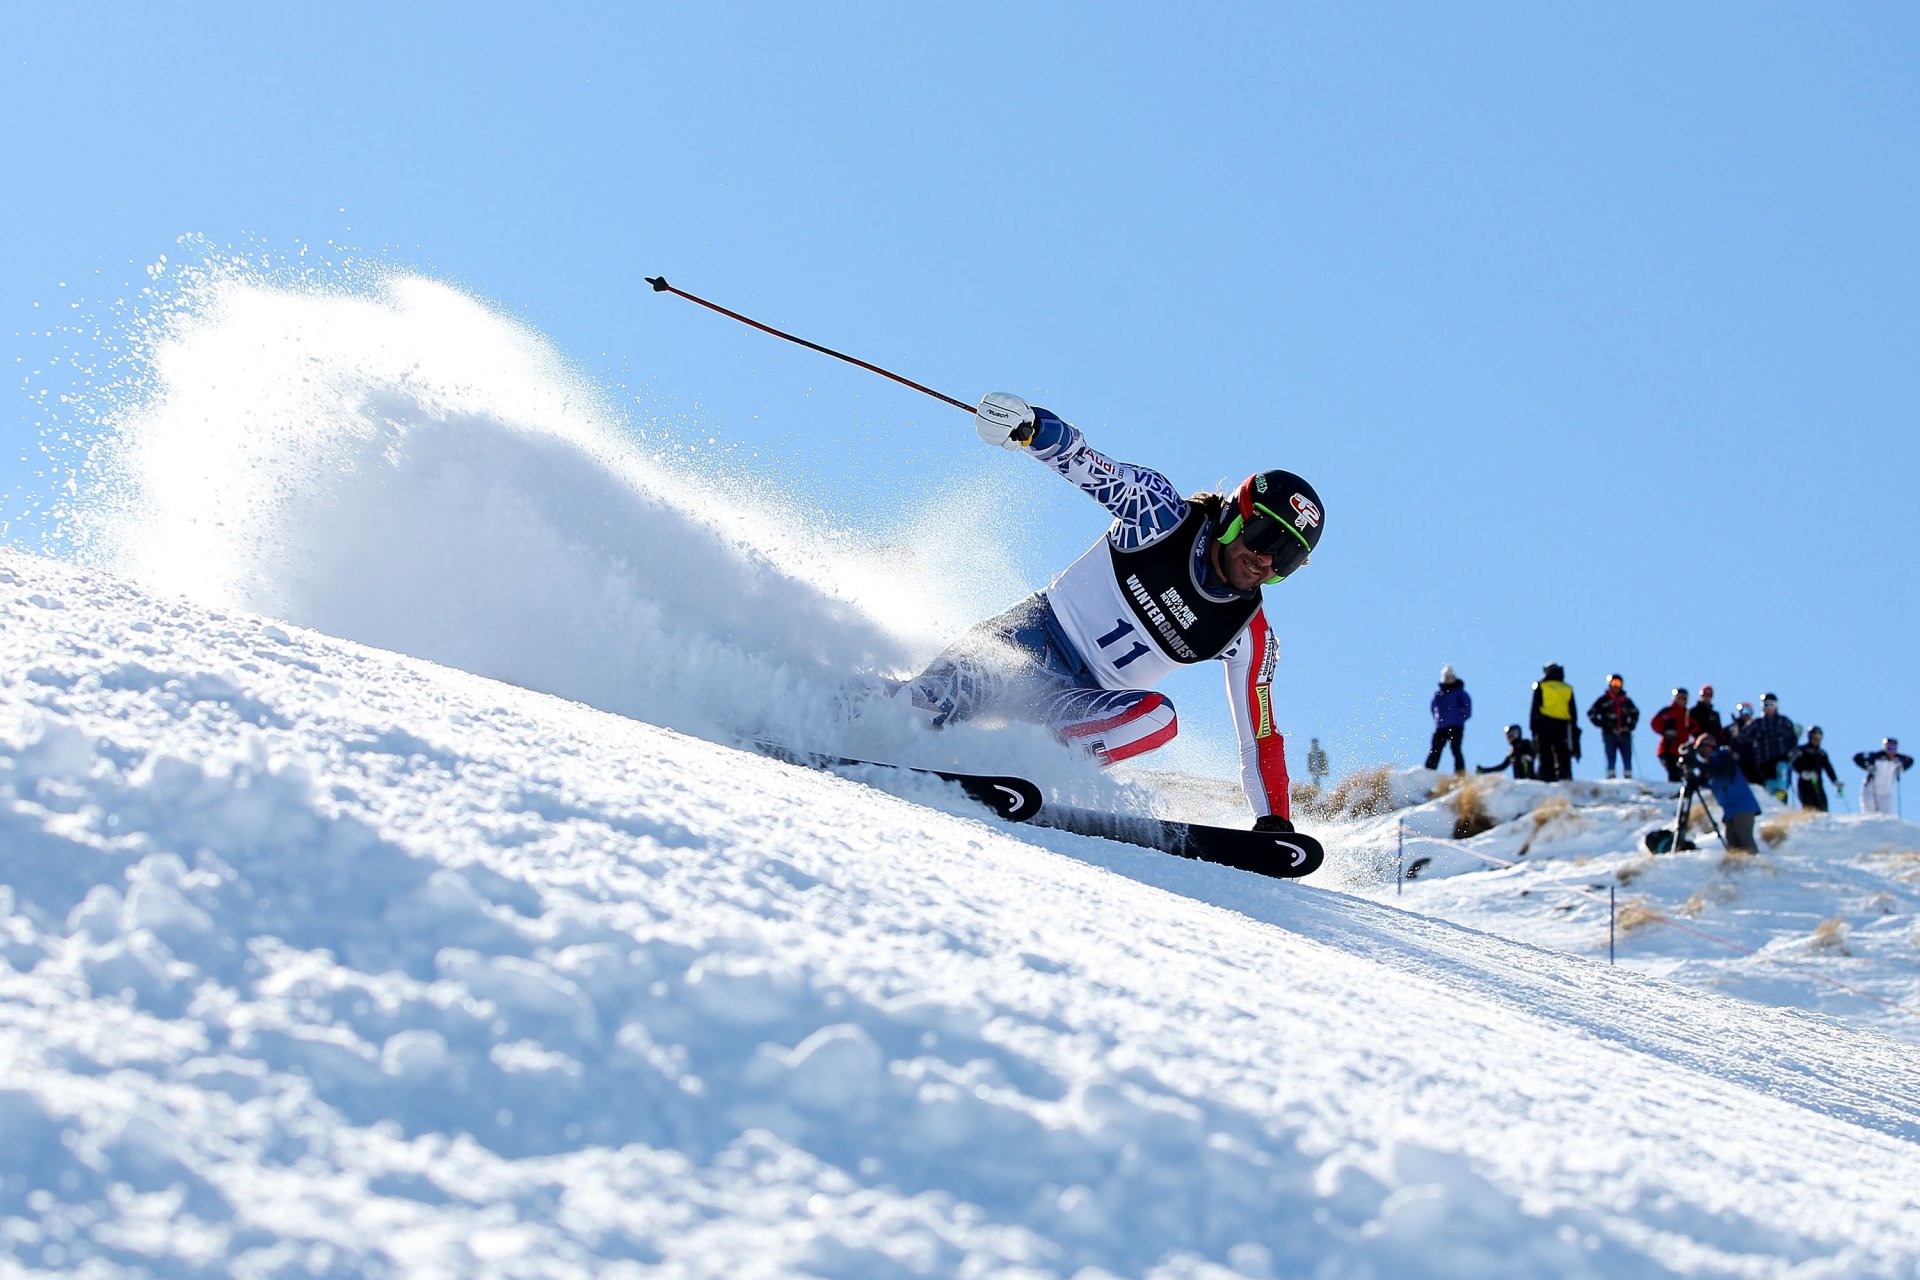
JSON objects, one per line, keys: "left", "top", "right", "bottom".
{"left": 1397, "top": 819, "right": 1404, "bottom": 896}
{"left": 1609, "top": 885, "right": 1616, "bottom": 965}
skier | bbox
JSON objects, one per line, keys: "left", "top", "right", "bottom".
{"left": 1477, "top": 724, "right": 1537, "bottom": 779}
{"left": 1650, "top": 687, "right": 1693, "bottom": 783}
{"left": 1586, "top": 674, "right": 1640, "bottom": 779}
{"left": 900, "top": 393, "right": 1324, "bottom": 833}
{"left": 1307, "top": 738, "right": 1330, "bottom": 788}
{"left": 1530, "top": 663, "right": 1577, "bottom": 782}
{"left": 1852, "top": 738, "right": 1914, "bottom": 816}
{"left": 1791, "top": 727, "right": 1840, "bottom": 812}
{"left": 1425, "top": 665, "right": 1471, "bottom": 772}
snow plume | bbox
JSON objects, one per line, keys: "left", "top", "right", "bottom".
{"left": 52, "top": 256, "right": 1075, "bottom": 777}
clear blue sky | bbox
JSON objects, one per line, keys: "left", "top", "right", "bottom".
{"left": 6, "top": 3, "right": 1917, "bottom": 781}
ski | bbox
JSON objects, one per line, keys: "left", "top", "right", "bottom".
{"left": 756, "top": 742, "right": 1322, "bottom": 878}
{"left": 756, "top": 744, "right": 1044, "bottom": 822}
{"left": 1030, "top": 803, "right": 1324, "bottom": 879}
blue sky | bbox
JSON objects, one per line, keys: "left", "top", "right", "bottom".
{"left": 5, "top": 3, "right": 1918, "bottom": 783}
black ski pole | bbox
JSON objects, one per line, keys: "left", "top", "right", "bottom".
{"left": 645, "top": 276, "right": 976, "bottom": 415}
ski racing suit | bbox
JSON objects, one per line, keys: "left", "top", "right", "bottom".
{"left": 905, "top": 409, "right": 1293, "bottom": 821}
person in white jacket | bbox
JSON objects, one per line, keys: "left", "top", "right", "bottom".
{"left": 901, "top": 394, "right": 1325, "bottom": 832}
{"left": 1852, "top": 738, "right": 1914, "bottom": 815}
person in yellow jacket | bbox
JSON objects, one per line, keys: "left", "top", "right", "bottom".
{"left": 1530, "top": 662, "right": 1579, "bottom": 782}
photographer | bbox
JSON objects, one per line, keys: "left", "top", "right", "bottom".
{"left": 1685, "top": 732, "right": 1761, "bottom": 852}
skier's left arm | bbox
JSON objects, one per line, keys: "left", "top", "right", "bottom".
{"left": 976, "top": 392, "right": 1187, "bottom": 549}
{"left": 1220, "top": 608, "right": 1291, "bottom": 821}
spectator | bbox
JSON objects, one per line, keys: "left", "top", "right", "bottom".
{"left": 1425, "top": 665, "right": 1471, "bottom": 772}
{"left": 1746, "top": 693, "right": 1799, "bottom": 801}
{"left": 1726, "top": 703, "right": 1764, "bottom": 785}
{"left": 1853, "top": 738, "right": 1914, "bottom": 815}
{"left": 1693, "top": 732, "right": 1761, "bottom": 852}
{"left": 1650, "top": 688, "right": 1693, "bottom": 782}
{"left": 1307, "top": 738, "right": 1329, "bottom": 788}
{"left": 1477, "top": 724, "right": 1537, "bottom": 779}
{"left": 1689, "top": 685, "right": 1724, "bottom": 741}
{"left": 1586, "top": 674, "right": 1640, "bottom": 779}
{"left": 1530, "top": 663, "right": 1577, "bottom": 782}
{"left": 1791, "top": 727, "right": 1840, "bottom": 812}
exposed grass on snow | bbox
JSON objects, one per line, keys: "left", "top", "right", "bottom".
{"left": 1301, "top": 765, "right": 1394, "bottom": 822}
{"left": 1809, "top": 916, "right": 1852, "bottom": 955}
{"left": 1759, "top": 808, "right": 1819, "bottom": 848}
{"left": 1444, "top": 774, "right": 1497, "bottom": 840}
{"left": 1615, "top": 896, "right": 1665, "bottom": 933}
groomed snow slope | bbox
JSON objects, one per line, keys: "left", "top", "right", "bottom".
{"left": 6, "top": 548, "right": 1920, "bottom": 1279}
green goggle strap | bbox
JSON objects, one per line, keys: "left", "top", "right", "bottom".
{"left": 1222, "top": 502, "right": 1314, "bottom": 584}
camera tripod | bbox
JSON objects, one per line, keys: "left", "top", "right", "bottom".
{"left": 1645, "top": 770, "right": 1727, "bottom": 854}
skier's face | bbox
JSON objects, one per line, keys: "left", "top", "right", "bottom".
{"left": 1216, "top": 538, "right": 1275, "bottom": 591}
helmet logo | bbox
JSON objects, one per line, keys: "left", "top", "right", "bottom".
{"left": 1290, "top": 493, "right": 1321, "bottom": 529}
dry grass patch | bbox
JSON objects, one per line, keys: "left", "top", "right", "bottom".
{"left": 1809, "top": 916, "right": 1851, "bottom": 955}
{"left": 1863, "top": 891, "right": 1896, "bottom": 915}
{"left": 1614, "top": 896, "right": 1665, "bottom": 933}
{"left": 1515, "top": 794, "right": 1574, "bottom": 855}
{"left": 1530, "top": 795, "right": 1572, "bottom": 828}
{"left": 1758, "top": 807, "right": 1818, "bottom": 848}
{"left": 1303, "top": 765, "right": 1394, "bottom": 821}
{"left": 1446, "top": 774, "right": 1498, "bottom": 840}
{"left": 1863, "top": 847, "right": 1920, "bottom": 883}
{"left": 1615, "top": 855, "right": 1654, "bottom": 886}
{"left": 1681, "top": 880, "right": 1738, "bottom": 917}
{"left": 1717, "top": 848, "right": 1773, "bottom": 874}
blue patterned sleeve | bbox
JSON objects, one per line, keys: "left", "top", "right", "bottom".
{"left": 1025, "top": 408, "right": 1189, "bottom": 550}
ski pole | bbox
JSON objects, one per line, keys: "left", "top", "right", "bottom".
{"left": 645, "top": 276, "right": 976, "bottom": 415}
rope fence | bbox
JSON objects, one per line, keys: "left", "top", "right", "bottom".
{"left": 1393, "top": 819, "right": 1914, "bottom": 1014}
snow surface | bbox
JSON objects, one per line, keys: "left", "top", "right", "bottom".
{"left": 7, "top": 550, "right": 1920, "bottom": 1278}
{"left": 8, "top": 268, "right": 1920, "bottom": 1276}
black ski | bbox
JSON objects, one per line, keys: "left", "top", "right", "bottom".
{"left": 757, "top": 744, "right": 1044, "bottom": 822}
{"left": 1030, "top": 803, "right": 1324, "bottom": 879}
{"left": 756, "top": 742, "right": 1321, "bottom": 878}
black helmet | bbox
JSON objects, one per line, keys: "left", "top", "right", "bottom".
{"left": 1670, "top": 687, "right": 1687, "bottom": 701}
{"left": 1543, "top": 663, "right": 1565, "bottom": 681}
{"left": 1505, "top": 723, "right": 1523, "bottom": 739}
{"left": 1218, "top": 469, "right": 1323, "bottom": 585}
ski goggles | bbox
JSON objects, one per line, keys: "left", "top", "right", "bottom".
{"left": 1221, "top": 503, "right": 1314, "bottom": 584}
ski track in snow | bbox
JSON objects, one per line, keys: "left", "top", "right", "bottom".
{"left": 7, "top": 548, "right": 1920, "bottom": 1278}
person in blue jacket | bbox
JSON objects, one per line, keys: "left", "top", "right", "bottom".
{"left": 1424, "top": 665, "right": 1472, "bottom": 772}
{"left": 1691, "top": 732, "right": 1761, "bottom": 852}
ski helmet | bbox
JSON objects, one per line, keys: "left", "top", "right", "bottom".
{"left": 1670, "top": 687, "right": 1687, "bottom": 701}
{"left": 1608, "top": 673, "right": 1624, "bottom": 688}
{"left": 1217, "top": 469, "right": 1323, "bottom": 584}
{"left": 1506, "top": 723, "right": 1523, "bottom": 739}
{"left": 1734, "top": 702, "right": 1754, "bottom": 718}
{"left": 1699, "top": 685, "right": 1714, "bottom": 699}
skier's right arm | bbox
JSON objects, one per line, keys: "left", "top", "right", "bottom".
{"left": 976, "top": 392, "right": 1187, "bottom": 550}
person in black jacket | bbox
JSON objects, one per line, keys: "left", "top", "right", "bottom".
{"left": 1477, "top": 724, "right": 1537, "bottom": 779}
{"left": 1726, "top": 703, "right": 1765, "bottom": 785}
{"left": 1791, "top": 727, "right": 1840, "bottom": 812}
{"left": 1689, "top": 685, "right": 1724, "bottom": 741}
{"left": 1586, "top": 674, "right": 1640, "bottom": 779}
{"left": 1746, "top": 693, "right": 1799, "bottom": 800}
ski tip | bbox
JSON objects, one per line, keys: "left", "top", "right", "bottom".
{"left": 646, "top": 276, "right": 669, "bottom": 292}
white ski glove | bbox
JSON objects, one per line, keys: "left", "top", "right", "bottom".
{"left": 975, "top": 392, "right": 1036, "bottom": 449}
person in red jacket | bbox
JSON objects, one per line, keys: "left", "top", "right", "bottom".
{"left": 1649, "top": 688, "right": 1693, "bottom": 783}
{"left": 1586, "top": 674, "right": 1641, "bottom": 779}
